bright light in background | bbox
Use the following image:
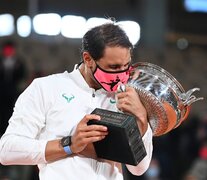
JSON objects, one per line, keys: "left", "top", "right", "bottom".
{"left": 117, "top": 21, "right": 141, "bottom": 45}
{"left": 86, "top": 17, "right": 112, "bottom": 31}
{"left": 0, "top": 12, "right": 141, "bottom": 43}
{"left": 17, "top": 15, "right": 31, "bottom": 37}
{"left": 61, "top": 17, "right": 141, "bottom": 43}
{"left": 61, "top": 15, "right": 86, "bottom": 38}
{"left": 33, "top": 13, "right": 61, "bottom": 35}
{"left": 184, "top": 0, "right": 207, "bottom": 13}
{"left": 0, "top": 14, "right": 15, "bottom": 36}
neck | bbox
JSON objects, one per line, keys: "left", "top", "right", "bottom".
{"left": 79, "top": 63, "right": 101, "bottom": 90}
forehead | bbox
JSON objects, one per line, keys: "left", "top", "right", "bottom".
{"left": 99, "top": 46, "right": 131, "bottom": 65}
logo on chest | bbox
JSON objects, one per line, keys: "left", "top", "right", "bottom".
{"left": 110, "top": 98, "right": 116, "bottom": 104}
{"left": 62, "top": 93, "right": 75, "bottom": 103}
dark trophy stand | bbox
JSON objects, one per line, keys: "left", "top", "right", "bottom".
{"left": 88, "top": 108, "right": 146, "bottom": 165}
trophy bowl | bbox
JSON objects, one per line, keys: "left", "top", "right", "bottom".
{"left": 127, "top": 62, "right": 203, "bottom": 136}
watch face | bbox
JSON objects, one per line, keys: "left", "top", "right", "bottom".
{"left": 61, "top": 136, "right": 71, "bottom": 147}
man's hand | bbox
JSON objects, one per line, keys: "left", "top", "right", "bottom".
{"left": 116, "top": 86, "right": 148, "bottom": 136}
{"left": 70, "top": 114, "right": 108, "bottom": 157}
{"left": 45, "top": 114, "right": 107, "bottom": 162}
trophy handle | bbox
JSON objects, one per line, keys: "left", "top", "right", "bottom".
{"left": 179, "top": 88, "right": 204, "bottom": 106}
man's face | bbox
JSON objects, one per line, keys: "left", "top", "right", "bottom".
{"left": 94, "top": 46, "right": 131, "bottom": 72}
{"left": 82, "top": 46, "right": 132, "bottom": 90}
{"left": 89, "top": 46, "right": 132, "bottom": 91}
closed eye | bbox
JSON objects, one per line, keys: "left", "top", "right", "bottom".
{"left": 108, "top": 61, "right": 131, "bottom": 70}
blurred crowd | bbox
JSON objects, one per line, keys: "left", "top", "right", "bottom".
{"left": 0, "top": 40, "right": 27, "bottom": 136}
{"left": 0, "top": 40, "right": 206, "bottom": 180}
{"left": 122, "top": 114, "right": 207, "bottom": 180}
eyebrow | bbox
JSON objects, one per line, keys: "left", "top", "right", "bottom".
{"left": 109, "top": 59, "right": 131, "bottom": 67}
{"left": 124, "top": 61, "right": 131, "bottom": 66}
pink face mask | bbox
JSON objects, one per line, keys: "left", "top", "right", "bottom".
{"left": 93, "top": 64, "right": 131, "bottom": 92}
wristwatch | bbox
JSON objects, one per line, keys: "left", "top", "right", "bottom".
{"left": 60, "top": 136, "right": 73, "bottom": 155}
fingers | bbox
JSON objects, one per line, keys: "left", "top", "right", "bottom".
{"left": 116, "top": 86, "right": 141, "bottom": 113}
{"left": 84, "top": 123, "right": 108, "bottom": 132}
{"left": 77, "top": 115, "right": 108, "bottom": 139}
{"left": 75, "top": 129, "right": 108, "bottom": 144}
{"left": 71, "top": 134, "right": 106, "bottom": 154}
{"left": 116, "top": 86, "right": 137, "bottom": 101}
{"left": 116, "top": 87, "right": 131, "bottom": 111}
{"left": 78, "top": 114, "right": 107, "bottom": 132}
{"left": 79, "top": 114, "right": 101, "bottom": 125}
{"left": 71, "top": 127, "right": 107, "bottom": 154}
{"left": 72, "top": 114, "right": 108, "bottom": 154}
{"left": 79, "top": 133, "right": 107, "bottom": 144}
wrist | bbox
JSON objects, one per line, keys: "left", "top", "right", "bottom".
{"left": 63, "top": 145, "right": 73, "bottom": 155}
{"left": 60, "top": 136, "right": 73, "bottom": 155}
{"left": 135, "top": 114, "right": 148, "bottom": 136}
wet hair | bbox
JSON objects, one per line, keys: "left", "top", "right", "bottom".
{"left": 81, "top": 22, "right": 133, "bottom": 61}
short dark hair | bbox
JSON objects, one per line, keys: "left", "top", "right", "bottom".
{"left": 81, "top": 22, "right": 133, "bottom": 61}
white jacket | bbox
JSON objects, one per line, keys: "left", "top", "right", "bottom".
{"left": 0, "top": 65, "right": 153, "bottom": 180}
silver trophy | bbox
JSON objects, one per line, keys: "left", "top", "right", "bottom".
{"left": 126, "top": 62, "right": 204, "bottom": 136}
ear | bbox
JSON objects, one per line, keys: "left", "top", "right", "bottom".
{"left": 82, "top": 52, "right": 94, "bottom": 68}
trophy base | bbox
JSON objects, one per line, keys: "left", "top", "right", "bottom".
{"left": 88, "top": 108, "right": 146, "bottom": 166}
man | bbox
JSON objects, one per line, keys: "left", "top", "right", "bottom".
{"left": 0, "top": 22, "right": 153, "bottom": 180}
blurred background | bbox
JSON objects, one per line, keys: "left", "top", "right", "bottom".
{"left": 0, "top": 0, "right": 207, "bottom": 179}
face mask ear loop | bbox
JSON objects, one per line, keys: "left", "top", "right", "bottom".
{"left": 76, "top": 61, "right": 83, "bottom": 69}
{"left": 92, "top": 64, "right": 107, "bottom": 90}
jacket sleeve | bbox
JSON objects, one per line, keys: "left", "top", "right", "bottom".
{"left": 0, "top": 79, "right": 48, "bottom": 165}
{"left": 126, "top": 123, "right": 153, "bottom": 175}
